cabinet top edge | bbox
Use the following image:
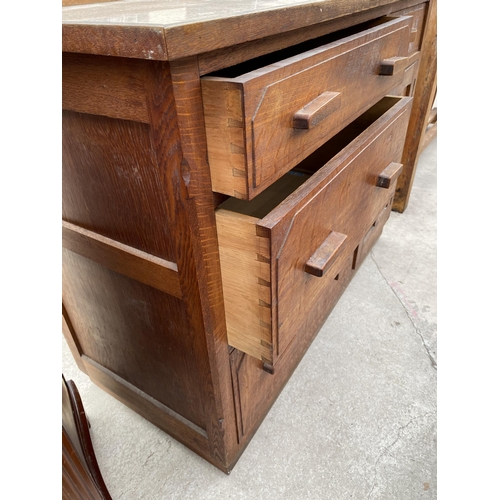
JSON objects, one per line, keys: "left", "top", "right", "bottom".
{"left": 62, "top": 0, "right": 428, "bottom": 61}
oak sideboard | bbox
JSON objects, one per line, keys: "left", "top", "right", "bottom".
{"left": 62, "top": 0, "right": 435, "bottom": 472}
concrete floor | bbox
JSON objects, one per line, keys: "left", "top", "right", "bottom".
{"left": 62, "top": 138, "right": 437, "bottom": 500}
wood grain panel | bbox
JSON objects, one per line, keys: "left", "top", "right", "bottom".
{"left": 62, "top": 304, "right": 87, "bottom": 374}
{"left": 202, "top": 17, "right": 412, "bottom": 199}
{"left": 81, "top": 356, "right": 215, "bottom": 467}
{"left": 62, "top": 220, "right": 182, "bottom": 298}
{"left": 62, "top": 24, "right": 167, "bottom": 60}
{"left": 62, "top": 376, "right": 112, "bottom": 500}
{"left": 62, "top": 111, "right": 176, "bottom": 261}
{"left": 145, "top": 58, "right": 238, "bottom": 469}
{"left": 63, "top": 249, "right": 208, "bottom": 430}
{"left": 227, "top": 256, "right": 355, "bottom": 463}
{"left": 164, "top": 0, "right": 422, "bottom": 60}
{"left": 392, "top": 1, "right": 428, "bottom": 54}
{"left": 63, "top": 53, "right": 149, "bottom": 123}
{"left": 216, "top": 210, "right": 272, "bottom": 362}
{"left": 353, "top": 195, "right": 395, "bottom": 269}
{"left": 198, "top": 0, "right": 425, "bottom": 75}
{"left": 217, "top": 97, "right": 409, "bottom": 367}
{"left": 261, "top": 98, "right": 410, "bottom": 358}
{"left": 62, "top": 1, "right": 427, "bottom": 61}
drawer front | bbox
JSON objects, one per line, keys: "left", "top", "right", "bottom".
{"left": 202, "top": 16, "right": 412, "bottom": 200}
{"left": 353, "top": 194, "right": 395, "bottom": 271}
{"left": 261, "top": 97, "right": 411, "bottom": 359}
{"left": 216, "top": 97, "right": 411, "bottom": 367}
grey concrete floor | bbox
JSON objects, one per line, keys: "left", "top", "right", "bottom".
{"left": 62, "top": 138, "right": 437, "bottom": 500}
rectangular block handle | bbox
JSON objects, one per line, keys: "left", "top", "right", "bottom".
{"left": 292, "top": 91, "right": 341, "bottom": 129}
{"left": 377, "top": 162, "right": 403, "bottom": 189}
{"left": 305, "top": 231, "right": 348, "bottom": 277}
{"left": 379, "top": 57, "right": 409, "bottom": 76}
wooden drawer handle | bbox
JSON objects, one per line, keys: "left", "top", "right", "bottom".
{"left": 305, "top": 231, "right": 347, "bottom": 277}
{"left": 292, "top": 91, "right": 341, "bottom": 129}
{"left": 377, "top": 162, "right": 403, "bottom": 189}
{"left": 379, "top": 57, "right": 409, "bottom": 76}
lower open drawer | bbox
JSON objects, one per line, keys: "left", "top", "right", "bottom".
{"left": 216, "top": 96, "right": 412, "bottom": 369}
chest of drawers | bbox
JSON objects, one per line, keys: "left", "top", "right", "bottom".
{"left": 62, "top": 0, "right": 433, "bottom": 473}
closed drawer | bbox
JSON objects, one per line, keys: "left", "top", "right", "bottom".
{"left": 393, "top": 2, "right": 427, "bottom": 55}
{"left": 202, "top": 16, "right": 412, "bottom": 200}
{"left": 353, "top": 193, "right": 395, "bottom": 272}
{"left": 216, "top": 96, "right": 412, "bottom": 368}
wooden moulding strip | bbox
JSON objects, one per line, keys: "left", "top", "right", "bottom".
{"left": 62, "top": 220, "right": 182, "bottom": 299}
{"left": 62, "top": 52, "right": 150, "bottom": 124}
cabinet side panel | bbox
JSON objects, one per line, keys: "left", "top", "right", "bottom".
{"left": 63, "top": 248, "right": 208, "bottom": 431}
{"left": 62, "top": 111, "right": 176, "bottom": 262}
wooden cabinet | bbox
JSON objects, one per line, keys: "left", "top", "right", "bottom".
{"left": 62, "top": 0, "right": 434, "bottom": 473}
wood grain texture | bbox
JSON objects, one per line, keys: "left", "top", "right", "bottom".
{"left": 62, "top": 305, "right": 87, "bottom": 375}
{"left": 379, "top": 56, "right": 409, "bottom": 75}
{"left": 62, "top": 376, "right": 112, "bottom": 500}
{"left": 420, "top": 117, "right": 437, "bottom": 151}
{"left": 63, "top": 248, "right": 208, "bottom": 430}
{"left": 304, "top": 231, "right": 348, "bottom": 277}
{"left": 292, "top": 91, "right": 342, "bottom": 130}
{"left": 353, "top": 195, "right": 394, "bottom": 269}
{"left": 393, "top": 0, "right": 435, "bottom": 212}
{"left": 62, "top": 53, "right": 149, "bottom": 123}
{"left": 62, "top": 24, "right": 167, "bottom": 60}
{"left": 148, "top": 57, "right": 238, "bottom": 469}
{"left": 62, "top": 110, "right": 177, "bottom": 261}
{"left": 392, "top": 1, "right": 427, "bottom": 54}
{"left": 216, "top": 97, "right": 410, "bottom": 367}
{"left": 216, "top": 210, "right": 272, "bottom": 363}
{"left": 260, "top": 97, "right": 410, "bottom": 360}
{"left": 227, "top": 191, "right": 397, "bottom": 466}
{"left": 197, "top": 0, "right": 425, "bottom": 75}
{"left": 80, "top": 356, "right": 216, "bottom": 467}
{"left": 202, "top": 16, "right": 412, "bottom": 199}
{"left": 62, "top": 220, "right": 182, "bottom": 298}
{"left": 61, "top": 0, "right": 426, "bottom": 472}
{"left": 62, "top": 0, "right": 426, "bottom": 61}
{"left": 201, "top": 80, "right": 248, "bottom": 198}
{"left": 227, "top": 254, "right": 355, "bottom": 461}
{"left": 377, "top": 161, "right": 404, "bottom": 188}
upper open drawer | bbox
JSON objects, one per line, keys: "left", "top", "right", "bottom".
{"left": 202, "top": 16, "right": 412, "bottom": 200}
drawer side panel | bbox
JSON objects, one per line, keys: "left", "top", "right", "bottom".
{"left": 216, "top": 210, "right": 273, "bottom": 363}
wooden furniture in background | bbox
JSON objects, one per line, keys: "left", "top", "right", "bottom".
{"left": 62, "top": 0, "right": 434, "bottom": 472}
{"left": 62, "top": 376, "right": 112, "bottom": 500}
{"left": 392, "top": 0, "right": 437, "bottom": 212}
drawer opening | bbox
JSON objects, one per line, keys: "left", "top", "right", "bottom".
{"left": 209, "top": 17, "right": 395, "bottom": 79}
{"left": 217, "top": 95, "right": 402, "bottom": 219}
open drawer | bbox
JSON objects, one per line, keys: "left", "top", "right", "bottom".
{"left": 216, "top": 96, "right": 412, "bottom": 369}
{"left": 202, "top": 16, "right": 412, "bottom": 200}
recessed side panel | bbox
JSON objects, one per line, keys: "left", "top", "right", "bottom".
{"left": 63, "top": 248, "right": 208, "bottom": 432}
